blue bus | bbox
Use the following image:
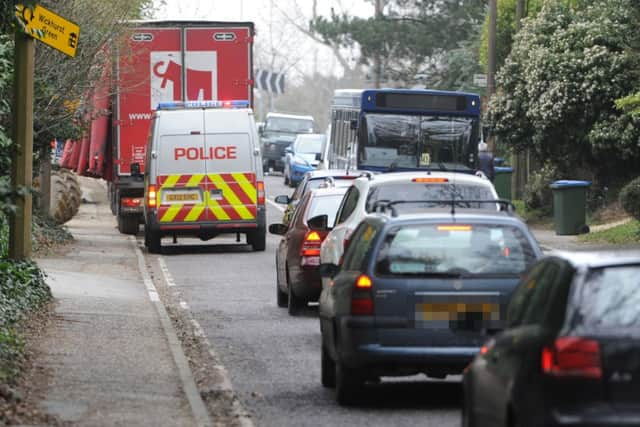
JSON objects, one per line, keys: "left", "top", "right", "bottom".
{"left": 328, "top": 88, "right": 482, "bottom": 173}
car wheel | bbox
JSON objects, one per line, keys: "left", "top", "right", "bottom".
{"left": 287, "top": 269, "right": 305, "bottom": 315}
{"left": 284, "top": 172, "right": 290, "bottom": 186}
{"left": 462, "top": 388, "right": 476, "bottom": 427}
{"left": 335, "top": 359, "right": 362, "bottom": 406}
{"left": 276, "top": 279, "right": 287, "bottom": 308}
{"left": 321, "top": 345, "right": 336, "bottom": 388}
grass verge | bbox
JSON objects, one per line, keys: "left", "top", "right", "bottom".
{"left": 579, "top": 219, "right": 640, "bottom": 245}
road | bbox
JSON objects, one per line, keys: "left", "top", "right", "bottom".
{"left": 145, "top": 175, "right": 463, "bottom": 427}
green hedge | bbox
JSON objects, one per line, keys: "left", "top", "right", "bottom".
{"left": 619, "top": 177, "right": 640, "bottom": 220}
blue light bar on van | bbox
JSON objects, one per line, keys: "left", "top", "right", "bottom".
{"left": 157, "top": 100, "right": 250, "bottom": 110}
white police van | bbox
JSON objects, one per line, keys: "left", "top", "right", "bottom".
{"left": 142, "top": 100, "right": 266, "bottom": 253}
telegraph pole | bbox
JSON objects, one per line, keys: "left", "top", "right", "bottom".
{"left": 374, "top": 0, "right": 383, "bottom": 88}
{"left": 9, "top": 31, "right": 35, "bottom": 260}
{"left": 512, "top": 0, "right": 527, "bottom": 198}
{"left": 487, "top": 0, "right": 497, "bottom": 152}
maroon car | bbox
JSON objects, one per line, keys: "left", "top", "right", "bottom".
{"left": 269, "top": 187, "right": 348, "bottom": 315}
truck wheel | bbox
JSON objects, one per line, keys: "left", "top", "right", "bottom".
{"left": 249, "top": 227, "right": 266, "bottom": 251}
{"left": 117, "top": 214, "right": 139, "bottom": 235}
{"left": 145, "top": 228, "right": 161, "bottom": 253}
{"left": 49, "top": 168, "right": 77, "bottom": 224}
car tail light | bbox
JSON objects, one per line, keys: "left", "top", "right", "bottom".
{"left": 541, "top": 337, "right": 602, "bottom": 379}
{"left": 412, "top": 177, "right": 449, "bottom": 183}
{"left": 351, "top": 274, "right": 374, "bottom": 315}
{"left": 301, "top": 230, "right": 322, "bottom": 257}
{"left": 121, "top": 197, "right": 142, "bottom": 208}
{"left": 257, "top": 181, "right": 265, "bottom": 205}
{"left": 147, "top": 185, "right": 157, "bottom": 208}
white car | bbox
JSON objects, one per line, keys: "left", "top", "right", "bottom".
{"left": 319, "top": 171, "right": 500, "bottom": 280}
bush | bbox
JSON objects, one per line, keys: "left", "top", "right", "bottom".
{"left": 619, "top": 177, "right": 640, "bottom": 220}
{"left": 523, "top": 163, "right": 559, "bottom": 215}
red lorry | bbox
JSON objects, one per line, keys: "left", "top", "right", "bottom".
{"left": 66, "top": 21, "right": 255, "bottom": 234}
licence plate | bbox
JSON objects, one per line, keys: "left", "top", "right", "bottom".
{"left": 415, "top": 301, "right": 500, "bottom": 329}
{"left": 164, "top": 191, "right": 202, "bottom": 203}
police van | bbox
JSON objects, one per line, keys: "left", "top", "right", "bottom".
{"left": 142, "top": 100, "right": 266, "bottom": 253}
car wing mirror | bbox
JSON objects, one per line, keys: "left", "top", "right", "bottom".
{"left": 318, "top": 263, "right": 340, "bottom": 279}
{"left": 268, "top": 223, "right": 287, "bottom": 235}
{"left": 307, "top": 214, "right": 329, "bottom": 231}
{"left": 274, "top": 195, "right": 290, "bottom": 205}
{"left": 285, "top": 146, "right": 293, "bottom": 154}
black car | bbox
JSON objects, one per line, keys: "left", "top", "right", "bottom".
{"left": 317, "top": 202, "right": 542, "bottom": 405}
{"left": 463, "top": 251, "right": 640, "bottom": 427}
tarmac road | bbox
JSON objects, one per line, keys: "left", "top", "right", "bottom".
{"left": 146, "top": 175, "right": 463, "bottom": 427}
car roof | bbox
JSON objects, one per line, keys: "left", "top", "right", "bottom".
{"left": 305, "top": 169, "right": 368, "bottom": 179}
{"left": 363, "top": 209, "right": 529, "bottom": 229}
{"left": 266, "top": 112, "right": 314, "bottom": 121}
{"left": 546, "top": 250, "right": 640, "bottom": 269}
{"left": 307, "top": 186, "right": 349, "bottom": 197}
{"left": 354, "top": 171, "right": 492, "bottom": 186}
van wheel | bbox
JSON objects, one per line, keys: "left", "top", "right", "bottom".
{"left": 249, "top": 227, "right": 266, "bottom": 251}
{"left": 118, "top": 213, "right": 139, "bottom": 235}
{"left": 146, "top": 228, "right": 161, "bottom": 253}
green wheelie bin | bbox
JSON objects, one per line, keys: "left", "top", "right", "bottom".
{"left": 494, "top": 166, "right": 513, "bottom": 200}
{"left": 549, "top": 180, "right": 591, "bottom": 235}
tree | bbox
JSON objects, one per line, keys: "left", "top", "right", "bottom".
{"left": 488, "top": 0, "right": 640, "bottom": 184}
{"left": 310, "top": 0, "right": 486, "bottom": 87}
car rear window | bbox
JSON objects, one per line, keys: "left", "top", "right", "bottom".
{"left": 366, "top": 182, "right": 495, "bottom": 212}
{"left": 306, "top": 194, "right": 346, "bottom": 227}
{"left": 573, "top": 265, "right": 640, "bottom": 330}
{"left": 375, "top": 223, "right": 537, "bottom": 277}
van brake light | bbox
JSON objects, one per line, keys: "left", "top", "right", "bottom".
{"left": 257, "top": 181, "right": 265, "bottom": 205}
{"left": 147, "top": 184, "right": 157, "bottom": 208}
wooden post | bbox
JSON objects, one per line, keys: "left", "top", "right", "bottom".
{"left": 374, "top": 0, "right": 382, "bottom": 88}
{"left": 511, "top": 0, "right": 527, "bottom": 199}
{"left": 39, "top": 146, "right": 51, "bottom": 215}
{"left": 487, "top": 0, "right": 497, "bottom": 152}
{"left": 9, "top": 32, "right": 35, "bottom": 260}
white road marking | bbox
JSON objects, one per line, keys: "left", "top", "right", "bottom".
{"left": 131, "top": 238, "right": 212, "bottom": 427}
{"left": 267, "top": 198, "right": 285, "bottom": 212}
{"left": 159, "top": 258, "right": 177, "bottom": 287}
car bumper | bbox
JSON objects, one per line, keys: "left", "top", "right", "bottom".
{"left": 550, "top": 405, "right": 640, "bottom": 426}
{"left": 290, "top": 265, "right": 322, "bottom": 301}
{"left": 337, "top": 316, "right": 480, "bottom": 374}
{"left": 290, "top": 163, "right": 314, "bottom": 182}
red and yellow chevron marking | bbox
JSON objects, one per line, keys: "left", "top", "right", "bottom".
{"left": 156, "top": 173, "right": 257, "bottom": 223}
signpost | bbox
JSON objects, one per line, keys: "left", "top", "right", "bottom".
{"left": 473, "top": 74, "right": 488, "bottom": 88}
{"left": 15, "top": 4, "right": 80, "bottom": 57}
{"left": 9, "top": 4, "right": 80, "bottom": 259}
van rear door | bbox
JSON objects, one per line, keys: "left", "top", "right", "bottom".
{"left": 203, "top": 112, "right": 257, "bottom": 223}
{"left": 155, "top": 111, "right": 209, "bottom": 224}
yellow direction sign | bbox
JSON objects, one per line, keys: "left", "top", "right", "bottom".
{"left": 15, "top": 4, "right": 80, "bottom": 58}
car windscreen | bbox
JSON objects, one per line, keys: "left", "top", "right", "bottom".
{"left": 365, "top": 182, "right": 496, "bottom": 212}
{"left": 375, "top": 223, "right": 537, "bottom": 277}
{"left": 306, "top": 194, "right": 346, "bottom": 227}
{"left": 266, "top": 117, "right": 314, "bottom": 133}
{"left": 572, "top": 265, "right": 640, "bottom": 331}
